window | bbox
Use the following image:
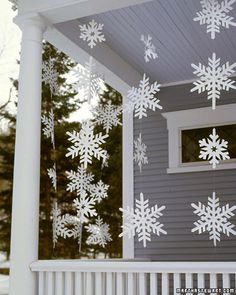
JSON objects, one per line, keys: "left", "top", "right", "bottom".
{"left": 162, "top": 104, "right": 236, "bottom": 173}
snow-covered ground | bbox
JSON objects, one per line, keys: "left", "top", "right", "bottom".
{"left": 0, "top": 275, "right": 9, "bottom": 295}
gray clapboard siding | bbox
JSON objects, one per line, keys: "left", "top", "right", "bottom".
{"left": 134, "top": 83, "right": 236, "bottom": 261}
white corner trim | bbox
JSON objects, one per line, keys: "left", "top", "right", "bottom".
{"left": 162, "top": 103, "right": 236, "bottom": 174}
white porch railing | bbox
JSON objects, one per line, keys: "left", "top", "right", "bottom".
{"left": 31, "top": 260, "right": 236, "bottom": 295}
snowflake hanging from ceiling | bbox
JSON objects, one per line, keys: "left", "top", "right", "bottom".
{"left": 64, "top": 215, "right": 83, "bottom": 243}
{"left": 91, "top": 180, "right": 109, "bottom": 203}
{"left": 140, "top": 34, "right": 158, "bottom": 63}
{"left": 126, "top": 73, "right": 162, "bottom": 119}
{"left": 85, "top": 216, "right": 112, "bottom": 247}
{"left": 191, "top": 192, "right": 236, "bottom": 246}
{"left": 73, "top": 56, "right": 105, "bottom": 104}
{"left": 194, "top": 0, "right": 236, "bottom": 39}
{"left": 191, "top": 53, "right": 236, "bottom": 109}
{"left": 47, "top": 163, "right": 57, "bottom": 191}
{"left": 66, "top": 165, "right": 94, "bottom": 196}
{"left": 66, "top": 121, "right": 109, "bottom": 168}
{"left": 119, "top": 192, "right": 167, "bottom": 247}
{"left": 93, "top": 101, "right": 122, "bottom": 134}
{"left": 79, "top": 19, "right": 106, "bottom": 49}
{"left": 42, "top": 59, "right": 59, "bottom": 95}
{"left": 73, "top": 191, "right": 97, "bottom": 223}
{"left": 199, "top": 128, "right": 230, "bottom": 168}
{"left": 133, "top": 133, "right": 148, "bottom": 173}
{"left": 41, "top": 109, "right": 55, "bottom": 149}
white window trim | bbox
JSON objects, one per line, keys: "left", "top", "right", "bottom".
{"left": 162, "top": 103, "right": 236, "bottom": 174}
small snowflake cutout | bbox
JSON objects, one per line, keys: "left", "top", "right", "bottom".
{"left": 42, "top": 109, "right": 55, "bottom": 149}
{"left": 126, "top": 73, "right": 162, "bottom": 119}
{"left": 141, "top": 34, "right": 158, "bottom": 63}
{"left": 79, "top": 19, "right": 106, "bottom": 49}
{"left": 85, "top": 216, "right": 112, "bottom": 247}
{"left": 134, "top": 133, "right": 148, "bottom": 173}
{"left": 73, "top": 191, "right": 97, "bottom": 223}
{"left": 199, "top": 128, "right": 230, "bottom": 168}
{"left": 91, "top": 180, "right": 109, "bottom": 203}
{"left": 194, "top": 0, "right": 236, "bottom": 39}
{"left": 191, "top": 53, "right": 236, "bottom": 109}
{"left": 42, "top": 59, "right": 59, "bottom": 95}
{"left": 66, "top": 121, "right": 108, "bottom": 168}
{"left": 47, "top": 163, "right": 57, "bottom": 191}
{"left": 119, "top": 192, "right": 167, "bottom": 247}
{"left": 191, "top": 192, "right": 236, "bottom": 246}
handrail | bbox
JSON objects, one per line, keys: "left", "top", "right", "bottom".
{"left": 30, "top": 260, "right": 236, "bottom": 274}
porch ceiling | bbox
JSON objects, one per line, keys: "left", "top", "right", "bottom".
{"left": 55, "top": 0, "right": 236, "bottom": 86}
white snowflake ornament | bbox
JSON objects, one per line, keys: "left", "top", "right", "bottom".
{"left": 199, "top": 128, "right": 230, "bottom": 168}
{"left": 47, "top": 163, "right": 57, "bottom": 191}
{"left": 91, "top": 180, "right": 109, "bottom": 203}
{"left": 119, "top": 192, "right": 167, "bottom": 247}
{"left": 66, "top": 165, "right": 94, "bottom": 196}
{"left": 42, "top": 59, "right": 59, "bottom": 95}
{"left": 94, "top": 101, "right": 122, "bottom": 134}
{"left": 191, "top": 53, "right": 236, "bottom": 110}
{"left": 126, "top": 74, "right": 162, "bottom": 119}
{"left": 85, "top": 216, "right": 112, "bottom": 247}
{"left": 73, "top": 191, "right": 97, "bottom": 223}
{"left": 134, "top": 133, "right": 148, "bottom": 173}
{"left": 141, "top": 34, "right": 158, "bottom": 63}
{"left": 42, "top": 109, "right": 55, "bottom": 149}
{"left": 194, "top": 0, "right": 236, "bottom": 39}
{"left": 79, "top": 19, "right": 106, "bottom": 49}
{"left": 191, "top": 192, "right": 236, "bottom": 246}
{"left": 66, "top": 121, "right": 109, "bottom": 169}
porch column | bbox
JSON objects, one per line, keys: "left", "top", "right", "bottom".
{"left": 10, "top": 14, "right": 46, "bottom": 295}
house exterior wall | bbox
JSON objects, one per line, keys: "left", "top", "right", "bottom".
{"left": 134, "top": 82, "right": 236, "bottom": 261}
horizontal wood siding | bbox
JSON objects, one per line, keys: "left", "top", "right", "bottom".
{"left": 134, "top": 83, "right": 236, "bottom": 261}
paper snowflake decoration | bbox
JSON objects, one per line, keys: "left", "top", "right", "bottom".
{"left": 191, "top": 192, "right": 236, "bottom": 246}
{"left": 94, "top": 101, "right": 122, "bottom": 134}
{"left": 79, "top": 19, "right": 106, "bottom": 49}
{"left": 134, "top": 133, "right": 148, "bottom": 173}
{"left": 194, "top": 0, "right": 236, "bottom": 39}
{"left": 47, "top": 163, "right": 57, "bottom": 191}
{"left": 41, "top": 109, "right": 55, "bottom": 149}
{"left": 66, "top": 165, "right": 94, "bottom": 196}
{"left": 64, "top": 215, "right": 83, "bottom": 242}
{"left": 66, "top": 121, "right": 109, "bottom": 168}
{"left": 119, "top": 192, "right": 167, "bottom": 247}
{"left": 73, "top": 57, "right": 104, "bottom": 103}
{"left": 199, "top": 128, "right": 230, "bottom": 168}
{"left": 42, "top": 59, "right": 59, "bottom": 95}
{"left": 91, "top": 180, "right": 109, "bottom": 203}
{"left": 85, "top": 216, "right": 112, "bottom": 247}
{"left": 140, "top": 34, "right": 158, "bottom": 63}
{"left": 126, "top": 73, "right": 162, "bottom": 119}
{"left": 73, "top": 191, "right": 97, "bottom": 223}
{"left": 191, "top": 53, "right": 236, "bottom": 109}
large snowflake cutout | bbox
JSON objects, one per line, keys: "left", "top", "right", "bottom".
{"left": 140, "top": 34, "right": 158, "bottom": 63}
{"left": 91, "top": 180, "right": 109, "bottom": 203}
{"left": 191, "top": 53, "right": 236, "bottom": 109}
{"left": 194, "top": 0, "right": 236, "bottom": 39}
{"left": 199, "top": 128, "right": 230, "bottom": 168}
{"left": 66, "top": 165, "right": 94, "bottom": 196}
{"left": 94, "top": 101, "right": 122, "bottom": 134}
{"left": 126, "top": 73, "right": 162, "bottom": 119}
{"left": 73, "top": 191, "right": 97, "bottom": 223}
{"left": 79, "top": 19, "right": 106, "bottom": 49}
{"left": 42, "top": 59, "right": 59, "bottom": 95}
{"left": 42, "top": 109, "right": 55, "bottom": 149}
{"left": 66, "top": 121, "right": 109, "bottom": 168}
{"left": 85, "top": 216, "right": 112, "bottom": 247}
{"left": 191, "top": 192, "right": 236, "bottom": 246}
{"left": 119, "top": 192, "right": 167, "bottom": 247}
{"left": 134, "top": 133, "right": 148, "bottom": 173}
{"left": 73, "top": 57, "right": 104, "bottom": 103}
{"left": 47, "top": 163, "right": 57, "bottom": 191}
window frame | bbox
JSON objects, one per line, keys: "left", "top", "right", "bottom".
{"left": 162, "top": 103, "right": 236, "bottom": 174}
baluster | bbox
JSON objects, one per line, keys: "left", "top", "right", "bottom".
{"left": 162, "top": 273, "right": 169, "bottom": 295}
{"left": 65, "top": 272, "right": 72, "bottom": 295}
{"left": 210, "top": 274, "right": 217, "bottom": 295}
{"left": 197, "top": 273, "right": 205, "bottom": 290}
{"left": 116, "top": 273, "right": 123, "bottom": 295}
{"left": 127, "top": 273, "right": 134, "bottom": 295}
{"left": 173, "top": 273, "right": 181, "bottom": 295}
{"left": 185, "top": 273, "right": 193, "bottom": 294}
{"left": 106, "top": 273, "right": 113, "bottom": 295}
{"left": 150, "top": 273, "right": 157, "bottom": 295}
{"left": 95, "top": 272, "right": 102, "bottom": 295}
{"left": 138, "top": 273, "right": 146, "bottom": 295}
{"left": 222, "top": 273, "right": 230, "bottom": 295}
{"left": 55, "top": 272, "right": 63, "bottom": 295}
{"left": 75, "top": 272, "right": 83, "bottom": 295}
{"left": 38, "top": 271, "right": 44, "bottom": 295}
{"left": 46, "top": 272, "right": 54, "bottom": 295}
{"left": 86, "top": 272, "right": 93, "bottom": 295}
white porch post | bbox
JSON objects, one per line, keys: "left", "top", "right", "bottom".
{"left": 9, "top": 14, "right": 46, "bottom": 295}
